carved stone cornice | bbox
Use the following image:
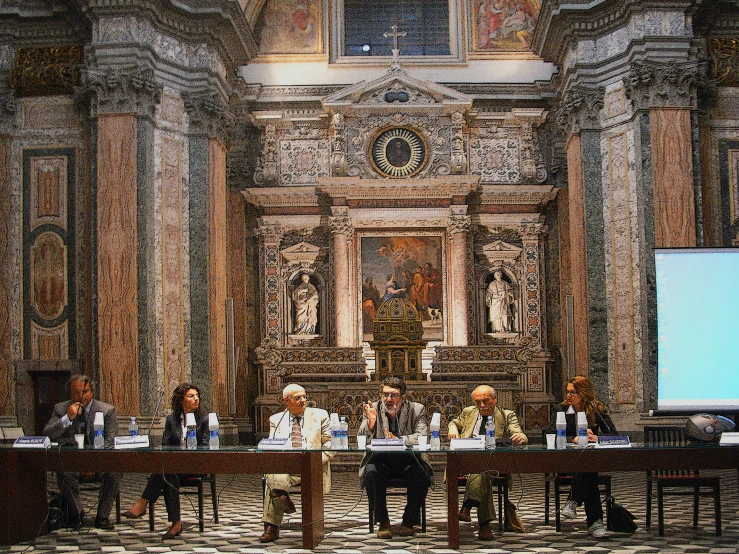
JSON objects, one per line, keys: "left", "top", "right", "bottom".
{"left": 76, "top": 66, "right": 161, "bottom": 117}
{"left": 7, "top": 45, "right": 82, "bottom": 97}
{"left": 708, "top": 37, "right": 739, "bottom": 86}
{"left": 80, "top": 0, "right": 257, "bottom": 67}
{"left": 241, "top": 186, "right": 319, "bottom": 208}
{"left": 625, "top": 60, "right": 703, "bottom": 110}
{"left": 556, "top": 85, "right": 605, "bottom": 136}
{"left": 183, "top": 89, "right": 234, "bottom": 145}
{"left": 317, "top": 176, "right": 480, "bottom": 202}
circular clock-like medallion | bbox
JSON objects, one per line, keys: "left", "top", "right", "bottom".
{"left": 370, "top": 127, "right": 428, "bottom": 178}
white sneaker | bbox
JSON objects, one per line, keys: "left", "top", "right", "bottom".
{"left": 588, "top": 519, "right": 607, "bottom": 538}
{"left": 562, "top": 500, "right": 578, "bottom": 519}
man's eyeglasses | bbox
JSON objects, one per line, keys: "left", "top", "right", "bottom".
{"left": 382, "top": 392, "right": 402, "bottom": 400}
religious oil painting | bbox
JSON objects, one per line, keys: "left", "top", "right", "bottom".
{"left": 257, "top": 0, "right": 322, "bottom": 55}
{"left": 360, "top": 235, "right": 444, "bottom": 341}
{"left": 472, "top": 0, "right": 541, "bottom": 51}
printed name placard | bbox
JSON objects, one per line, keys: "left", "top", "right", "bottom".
{"left": 13, "top": 436, "right": 51, "bottom": 448}
{"left": 596, "top": 435, "right": 632, "bottom": 448}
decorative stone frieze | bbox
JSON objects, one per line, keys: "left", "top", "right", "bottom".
{"left": 77, "top": 66, "right": 162, "bottom": 117}
{"left": 625, "top": 60, "right": 702, "bottom": 110}
{"left": 7, "top": 45, "right": 82, "bottom": 97}
{"left": 329, "top": 112, "right": 348, "bottom": 176}
{"left": 556, "top": 85, "right": 605, "bottom": 136}
{"left": 183, "top": 89, "right": 234, "bottom": 146}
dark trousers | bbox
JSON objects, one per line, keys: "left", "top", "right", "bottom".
{"left": 570, "top": 472, "right": 604, "bottom": 526}
{"left": 364, "top": 453, "right": 429, "bottom": 526}
{"left": 142, "top": 473, "right": 185, "bottom": 522}
{"left": 57, "top": 471, "right": 121, "bottom": 521}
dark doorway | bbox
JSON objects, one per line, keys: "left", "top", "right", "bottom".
{"left": 32, "top": 372, "right": 69, "bottom": 435}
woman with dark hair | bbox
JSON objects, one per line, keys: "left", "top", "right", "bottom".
{"left": 545, "top": 376, "right": 617, "bottom": 538}
{"left": 122, "top": 383, "right": 209, "bottom": 539}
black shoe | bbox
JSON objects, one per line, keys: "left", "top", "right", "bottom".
{"left": 94, "top": 518, "right": 115, "bottom": 530}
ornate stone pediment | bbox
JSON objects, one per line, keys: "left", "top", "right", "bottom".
{"left": 481, "top": 241, "right": 523, "bottom": 265}
{"left": 322, "top": 68, "right": 472, "bottom": 117}
{"left": 280, "top": 241, "right": 323, "bottom": 266}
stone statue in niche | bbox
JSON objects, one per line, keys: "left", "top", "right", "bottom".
{"left": 486, "top": 270, "right": 515, "bottom": 333}
{"left": 292, "top": 273, "right": 319, "bottom": 334}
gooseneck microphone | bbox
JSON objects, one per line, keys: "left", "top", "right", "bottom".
{"left": 271, "top": 410, "right": 288, "bottom": 439}
{"left": 147, "top": 390, "right": 165, "bottom": 436}
{"left": 591, "top": 401, "right": 613, "bottom": 434}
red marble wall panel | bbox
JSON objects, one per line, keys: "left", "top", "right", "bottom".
{"left": 97, "top": 115, "right": 139, "bottom": 411}
{"left": 566, "top": 134, "right": 590, "bottom": 377}
{"left": 209, "top": 140, "right": 228, "bottom": 413}
{"left": 31, "top": 321, "right": 67, "bottom": 359}
{"left": 30, "top": 232, "right": 67, "bottom": 320}
{"left": 650, "top": 108, "right": 696, "bottom": 247}
{"left": 226, "top": 189, "right": 248, "bottom": 416}
{"left": 162, "top": 137, "right": 185, "bottom": 393}
{"left": 0, "top": 136, "right": 13, "bottom": 415}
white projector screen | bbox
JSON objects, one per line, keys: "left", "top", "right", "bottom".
{"left": 655, "top": 248, "right": 739, "bottom": 412}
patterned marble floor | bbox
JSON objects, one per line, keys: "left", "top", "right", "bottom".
{"left": 2, "top": 468, "right": 737, "bottom": 554}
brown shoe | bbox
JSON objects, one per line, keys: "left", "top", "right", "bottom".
{"left": 377, "top": 521, "right": 392, "bottom": 539}
{"left": 259, "top": 523, "right": 280, "bottom": 543}
{"left": 459, "top": 506, "right": 472, "bottom": 522}
{"left": 279, "top": 494, "right": 296, "bottom": 514}
{"left": 398, "top": 524, "right": 415, "bottom": 537}
{"left": 478, "top": 522, "right": 494, "bottom": 541}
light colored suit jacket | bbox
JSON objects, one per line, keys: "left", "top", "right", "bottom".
{"left": 268, "top": 406, "right": 334, "bottom": 493}
{"left": 448, "top": 405, "right": 528, "bottom": 443}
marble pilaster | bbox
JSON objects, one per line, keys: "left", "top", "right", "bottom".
{"left": 0, "top": 134, "right": 13, "bottom": 415}
{"left": 329, "top": 208, "right": 354, "bottom": 348}
{"left": 448, "top": 210, "right": 470, "bottom": 347}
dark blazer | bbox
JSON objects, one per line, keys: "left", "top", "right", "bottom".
{"left": 545, "top": 402, "right": 617, "bottom": 441}
{"left": 161, "top": 412, "right": 210, "bottom": 448}
{"left": 43, "top": 398, "right": 117, "bottom": 447}
{"left": 357, "top": 400, "right": 434, "bottom": 487}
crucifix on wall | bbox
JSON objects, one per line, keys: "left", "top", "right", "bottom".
{"left": 383, "top": 24, "right": 407, "bottom": 68}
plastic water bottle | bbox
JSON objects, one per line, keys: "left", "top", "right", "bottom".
{"left": 330, "top": 413, "right": 340, "bottom": 450}
{"left": 577, "top": 412, "right": 588, "bottom": 449}
{"left": 185, "top": 413, "right": 197, "bottom": 450}
{"left": 128, "top": 416, "right": 138, "bottom": 437}
{"left": 208, "top": 413, "right": 219, "bottom": 450}
{"left": 93, "top": 412, "right": 104, "bottom": 449}
{"left": 556, "top": 411, "right": 567, "bottom": 450}
{"left": 485, "top": 416, "right": 496, "bottom": 449}
{"left": 429, "top": 413, "right": 441, "bottom": 450}
{"left": 339, "top": 416, "right": 349, "bottom": 450}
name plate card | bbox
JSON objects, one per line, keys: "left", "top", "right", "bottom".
{"left": 257, "top": 438, "right": 290, "bottom": 450}
{"left": 368, "top": 438, "right": 406, "bottom": 451}
{"left": 114, "top": 435, "right": 151, "bottom": 449}
{"left": 596, "top": 436, "right": 632, "bottom": 448}
{"left": 14, "top": 436, "right": 51, "bottom": 448}
{"left": 449, "top": 437, "right": 486, "bottom": 450}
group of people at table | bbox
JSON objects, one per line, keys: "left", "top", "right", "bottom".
{"left": 43, "top": 374, "right": 617, "bottom": 543}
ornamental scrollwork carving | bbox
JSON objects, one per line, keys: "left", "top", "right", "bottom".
{"left": 708, "top": 37, "right": 739, "bottom": 86}
{"left": 625, "top": 60, "right": 700, "bottom": 110}
{"left": 330, "top": 112, "right": 348, "bottom": 176}
{"left": 255, "top": 338, "right": 282, "bottom": 371}
{"left": 555, "top": 85, "right": 604, "bottom": 136}
{"left": 8, "top": 45, "right": 82, "bottom": 97}
{"left": 77, "top": 66, "right": 161, "bottom": 117}
{"left": 253, "top": 123, "right": 278, "bottom": 186}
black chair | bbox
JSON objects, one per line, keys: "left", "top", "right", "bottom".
{"left": 458, "top": 474, "right": 509, "bottom": 531}
{"left": 644, "top": 426, "right": 721, "bottom": 536}
{"left": 368, "top": 478, "right": 427, "bottom": 533}
{"left": 148, "top": 474, "right": 218, "bottom": 532}
{"left": 544, "top": 473, "right": 611, "bottom": 531}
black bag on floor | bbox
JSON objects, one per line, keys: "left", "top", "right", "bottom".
{"left": 606, "top": 496, "right": 637, "bottom": 533}
{"left": 48, "top": 491, "right": 81, "bottom": 531}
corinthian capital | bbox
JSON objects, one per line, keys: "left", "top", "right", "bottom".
{"left": 328, "top": 215, "right": 353, "bottom": 236}
{"left": 556, "top": 85, "right": 604, "bottom": 136}
{"left": 77, "top": 66, "right": 161, "bottom": 117}
{"left": 183, "top": 89, "right": 234, "bottom": 147}
{"left": 625, "top": 60, "right": 702, "bottom": 110}
{"left": 448, "top": 214, "right": 471, "bottom": 235}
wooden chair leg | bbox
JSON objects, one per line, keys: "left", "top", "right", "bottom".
{"left": 646, "top": 478, "right": 652, "bottom": 527}
{"left": 210, "top": 478, "right": 219, "bottom": 524}
{"left": 148, "top": 500, "right": 156, "bottom": 532}
{"left": 554, "top": 480, "right": 562, "bottom": 532}
{"left": 368, "top": 494, "right": 374, "bottom": 533}
{"left": 657, "top": 481, "right": 665, "bottom": 537}
{"left": 544, "top": 476, "right": 550, "bottom": 525}
{"left": 197, "top": 481, "right": 205, "bottom": 532}
{"left": 714, "top": 482, "right": 722, "bottom": 536}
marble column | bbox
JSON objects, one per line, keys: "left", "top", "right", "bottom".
{"left": 329, "top": 208, "right": 354, "bottom": 347}
{"left": 448, "top": 210, "right": 470, "bottom": 346}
